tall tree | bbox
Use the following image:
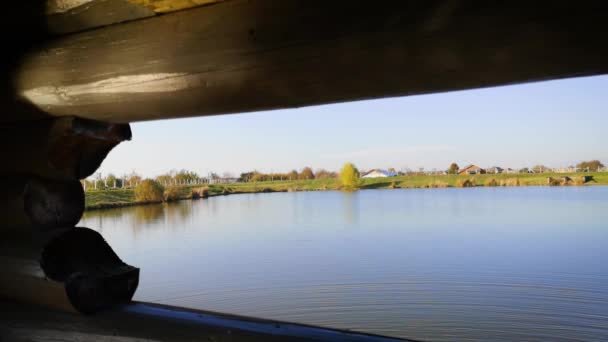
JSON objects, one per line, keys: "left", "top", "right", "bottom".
{"left": 299, "top": 167, "right": 315, "bottom": 180}
{"left": 447, "top": 163, "right": 459, "bottom": 174}
{"left": 105, "top": 173, "right": 117, "bottom": 187}
{"left": 315, "top": 169, "right": 337, "bottom": 179}
{"left": 532, "top": 165, "right": 549, "bottom": 173}
{"left": 577, "top": 160, "right": 605, "bottom": 171}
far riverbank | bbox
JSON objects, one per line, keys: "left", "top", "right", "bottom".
{"left": 84, "top": 172, "right": 608, "bottom": 211}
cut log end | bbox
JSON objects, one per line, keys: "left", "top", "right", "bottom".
{"left": 50, "top": 117, "right": 132, "bottom": 179}
{"left": 23, "top": 178, "right": 84, "bottom": 230}
{"left": 41, "top": 228, "right": 139, "bottom": 314}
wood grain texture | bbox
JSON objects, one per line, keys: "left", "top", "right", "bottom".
{"left": 14, "top": 0, "right": 608, "bottom": 123}
{"left": 46, "top": 0, "right": 227, "bottom": 35}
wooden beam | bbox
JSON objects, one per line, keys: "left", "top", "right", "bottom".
{"left": 46, "top": 0, "right": 227, "bottom": 35}
{"left": 14, "top": 1, "right": 608, "bottom": 123}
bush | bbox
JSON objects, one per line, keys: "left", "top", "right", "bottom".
{"left": 340, "top": 162, "right": 360, "bottom": 190}
{"left": 427, "top": 180, "right": 448, "bottom": 188}
{"left": 191, "top": 186, "right": 209, "bottom": 199}
{"left": 134, "top": 179, "right": 164, "bottom": 203}
{"left": 485, "top": 178, "right": 499, "bottom": 187}
{"left": 499, "top": 178, "right": 520, "bottom": 187}
{"left": 548, "top": 176, "right": 574, "bottom": 186}
{"left": 457, "top": 178, "right": 476, "bottom": 187}
{"left": 163, "top": 186, "right": 181, "bottom": 202}
{"left": 573, "top": 176, "right": 587, "bottom": 185}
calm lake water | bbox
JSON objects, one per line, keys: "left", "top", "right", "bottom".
{"left": 80, "top": 187, "right": 608, "bottom": 341}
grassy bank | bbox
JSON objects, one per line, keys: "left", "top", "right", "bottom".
{"left": 85, "top": 172, "right": 608, "bottom": 210}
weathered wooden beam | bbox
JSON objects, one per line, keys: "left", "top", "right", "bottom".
{"left": 14, "top": 0, "right": 608, "bottom": 123}
{"left": 0, "top": 117, "right": 130, "bottom": 179}
{"left": 46, "top": 0, "right": 227, "bottom": 35}
{"left": 0, "top": 227, "right": 139, "bottom": 314}
{"left": 0, "top": 177, "right": 84, "bottom": 231}
{"left": 46, "top": 0, "right": 156, "bottom": 35}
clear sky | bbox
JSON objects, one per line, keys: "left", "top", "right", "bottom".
{"left": 96, "top": 75, "right": 607, "bottom": 178}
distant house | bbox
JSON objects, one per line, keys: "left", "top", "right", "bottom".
{"left": 486, "top": 166, "right": 504, "bottom": 174}
{"left": 362, "top": 169, "right": 398, "bottom": 178}
{"left": 505, "top": 168, "right": 518, "bottom": 174}
{"left": 458, "top": 165, "right": 486, "bottom": 175}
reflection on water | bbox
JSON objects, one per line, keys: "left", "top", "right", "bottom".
{"left": 80, "top": 187, "right": 608, "bottom": 341}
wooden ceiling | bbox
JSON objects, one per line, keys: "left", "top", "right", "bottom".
{"left": 3, "top": 1, "right": 608, "bottom": 123}
{"left": 47, "top": 0, "right": 226, "bottom": 34}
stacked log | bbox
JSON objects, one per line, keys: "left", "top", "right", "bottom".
{"left": 0, "top": 117, "right": 139, "bottom": 314}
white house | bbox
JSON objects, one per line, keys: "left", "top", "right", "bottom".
{"left": 362, "top": 169, "right": 398, "bottom": 178}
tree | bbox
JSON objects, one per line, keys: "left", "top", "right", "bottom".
{"left": 447, "top": 163, "right": 459, "bottom": 174}
{"left": 156, "top": 173, "right": 173, "bottom": 185}
{"left": 289, "top": 170, "right": 299, "bottom": 180}
{"left": 577, "top": 160, "right": 605, "bottom": 172}
{"left": 532, "top": 165, "right": 549, "bottom": 173}
{"left": 134, "top": 179, "right": 164, "bottom": 203}
{"left": 239, "top": 171, "right": 255, "bottom": 182}
{"left": 104, "top": 173, "right": 117, "bottom": 188}
{"left": 127, "top": 172, "right": 142, "bottom": 186}
{"left": 175, "top": 169, "right": 199, "bottom": 183}
{"left": 315, "top": 169, "right": 337, "bottom": 179}
{"left": 299, "top": 167, "right": 315, "bottom": 180}
{"left": 340, "top": 162, "right": 360, "bottom": 190}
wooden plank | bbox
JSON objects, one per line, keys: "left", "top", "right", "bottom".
{"left": 0, "top": 300, "right": 415, "bottom": 341}
{"left": 14, "top": 1, "right": 608, "bottom": 123}
{"left": 47, "top": 0, "right": 156, "bottom": 35}
{"left": 127, "top": 0, "right": 225, "bottom": 13}
{"left": 46, "top": 0, "right": 226, "bottom": 34}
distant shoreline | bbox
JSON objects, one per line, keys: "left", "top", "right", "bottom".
{"left": 84, "top": 172, "right": 608, "bottom": 211}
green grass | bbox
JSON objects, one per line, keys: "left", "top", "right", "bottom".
{"left": 85, "top": 172, "right": 608, "bottom": 210}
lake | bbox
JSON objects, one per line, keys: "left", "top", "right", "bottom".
{"left": 80, "top": 187, "right": 608, "bottom": 341}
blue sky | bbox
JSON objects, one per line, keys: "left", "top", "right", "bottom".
{"left": 96, "top": 76, "right": 607, "bottom": 178}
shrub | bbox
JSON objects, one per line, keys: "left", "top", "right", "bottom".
{"left": 191, "top": 186, "right": 209, "bottom": 199}
{"left": 500, "top": 178, "right": 520, "bottom": 186}
{"left": 340, "top": 162, "right": 361, "bottom": 190}
{"left": 457, "top": 178, "right": 476, "bottom": 187}
{"left": 134, "top": 179, "right": 164, "bottom": 203}
{"left": 163, "top": 186, "right": 181, "bottom": 202}
{"left": 485, "top": 178, "right": 499, "bottom": 187}
{"left": 428, "top": 180, "right": 448, "bottom": 188}
{"left": 548, "top": 177, "right": 573, "bottom": 186}
{"left": 572, "top": 177, "right": 586, "bottom": 186}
